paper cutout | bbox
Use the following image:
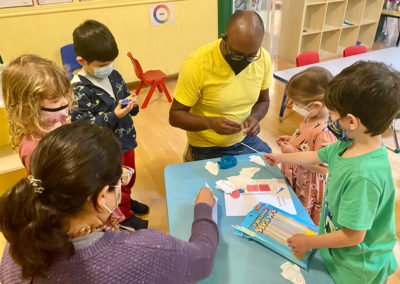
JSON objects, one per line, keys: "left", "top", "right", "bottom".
{"left": 212, "top": 197, "right": 218, "bottom": 224}
{"left": 280, "top": 262, "right": 306, "bottom": 284}
{"left": 230, "top": 189, "right": 241, "bottom": 199}
{"left": 249, "top": 154, "right": 266, "bottom": 167}
{"left": 215, "top": 180, "right": 236, "bottom": 194}
{"left": 205, "top": 161, "right": 219, "bottom": 176}
{"left": 220, "top": 167, "right": 296, "bottom": 216}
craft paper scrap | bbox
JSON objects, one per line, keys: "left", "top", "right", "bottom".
{"left": 212, "top": 197, "right": 218, "bottom": 224}
{"left": 249, "top": 154, "right": 266, "bottom": 167}
{"left": 220, "top": 167, "right": 296, "bottom": 216}
{"left": 280, "top": 262, "right": 306, "bottom": 284}
{"left": 205, "top": 161, "right": 219, "bottom": 176}
{"left": 215, "top": 180, "right": 236, "bottom": 194}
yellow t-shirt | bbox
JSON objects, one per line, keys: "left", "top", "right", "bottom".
{"left": 174, "top": 39, "right": 272, "bottom": 147}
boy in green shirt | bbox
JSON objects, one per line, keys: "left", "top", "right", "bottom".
{"left": 264, "top": 61, "right": 400, "bottom": 284}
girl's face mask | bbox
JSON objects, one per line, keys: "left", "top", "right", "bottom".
{"left": 41, "top": 104, "right": 69, "bottom": 130}
{"left": 292, "top": 103, "right": 312, "bottom": 117}
{"left": 327, "top": 116, "right": 349, "bottom": 141}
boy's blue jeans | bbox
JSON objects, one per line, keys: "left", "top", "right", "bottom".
{"left": 190, "top": 136, "right": 271, "bottom": 161}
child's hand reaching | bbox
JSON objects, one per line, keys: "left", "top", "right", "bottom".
{"left": 114, "top": 101, "right": 135, "bottom": 118}
{"left": 287, "top": 234, "right": 311, "bottom": 255}
{"left": 276, "top": 135, "right": 292, "bottom": 146}
{"left": 263, "top": 153, "right": 282, "bottom": 167}
{"left": 279, "top": 141, "right": 296, "bottom": 153}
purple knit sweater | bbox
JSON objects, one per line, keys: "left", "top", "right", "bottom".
{"left": 0, "top": 203, "right": 219, "bottom": 284}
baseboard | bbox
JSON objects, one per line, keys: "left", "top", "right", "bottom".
{"left": 126, "top": 73, "right": 179, "bottom": 91}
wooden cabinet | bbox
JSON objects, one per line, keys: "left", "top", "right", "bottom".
{"left": 279, "top": 0, "right": 384, "bottom": 63}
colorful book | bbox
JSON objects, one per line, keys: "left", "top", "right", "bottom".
{"left": 233, "top": 202, "right": 318, "bottom": 269}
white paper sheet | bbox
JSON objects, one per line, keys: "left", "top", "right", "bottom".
{"left": 249, "top": 154, "right": 266, "bottom": 166}
{"left": 221, "top": 167, "right": 296, "bottom": 216}
{"left": 205, "top": 161, "right": 219, "bottom": 176}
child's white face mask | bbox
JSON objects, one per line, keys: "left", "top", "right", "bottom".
{"left": 92, "top": 63, "right": 114, "bottom": 79}
{"left": 292, "top": 103, "right": 311, "bottom": 117}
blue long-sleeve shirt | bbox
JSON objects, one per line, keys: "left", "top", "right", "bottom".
{"left": 71, "top": 70, "right": 138, "bottom": 153}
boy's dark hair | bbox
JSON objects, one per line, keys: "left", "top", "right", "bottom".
{"left": 325, "top": 61, "right": 400, "bottom": 136}
{"left": 73, "top": 20, "right": 119, "bottom": 63}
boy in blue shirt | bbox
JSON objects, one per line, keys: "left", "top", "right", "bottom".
{"left": 71, "top": 20, "right": 148, "bottom": 230}
{"left": 264, "top": 61, "right": 399, "bottom": 283}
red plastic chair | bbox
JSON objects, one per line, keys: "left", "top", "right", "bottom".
{"left": 295, "top": 51, "right": 320, "bottom": 67}
{"left": 343, "top": 45, "right": 367, "bottom": 57}
{"left": 279, "top": 52, "right": 320, "bottom": 121}
{"left": 127, "top": 52, "right": 172, "bottom": 109}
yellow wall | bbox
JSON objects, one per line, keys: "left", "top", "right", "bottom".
{"left": 0, "top": 0, "right": 218, "bottom": 82}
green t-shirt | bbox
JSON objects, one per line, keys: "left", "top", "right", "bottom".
{"left": 317, "top": 141, "right": 397, "bottom": 284}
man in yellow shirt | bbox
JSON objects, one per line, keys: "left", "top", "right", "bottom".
{"left": 169, "top": 10, "right": 272, "bottom": 160}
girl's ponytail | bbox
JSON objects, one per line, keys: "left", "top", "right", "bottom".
{"left": 0, "top": 177, "right": 73, "bottom": 279}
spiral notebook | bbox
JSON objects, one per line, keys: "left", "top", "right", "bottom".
{"left": 234, "top": 202, "right": 318, "bottom": 269}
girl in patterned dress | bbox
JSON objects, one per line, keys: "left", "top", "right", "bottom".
{"left": 277, "top": 67, "right": 336, "bottom": 225}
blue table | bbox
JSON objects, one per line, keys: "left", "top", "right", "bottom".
{"left": 164, "top": 154, "right": 334, "bottom": 284}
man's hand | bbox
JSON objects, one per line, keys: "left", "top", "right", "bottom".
{"left": 243, "top": 116, "right": 260, "bottom": 136}
{"left": 114, "top": 101, "right": 134, "bottom": 119}
{"left": 208, "top": 117, "right": 242, "bottom": 135}
{"left": 279, "top": 141, "right": 296, "bottom": 153}
{"left": 287, "top": 234, "right": 311, "bottom": 256}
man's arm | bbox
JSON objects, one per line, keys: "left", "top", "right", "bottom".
{"left": 243, "top": 89, "right": 269, "bottom": 136}
{"left": 169, "top": 99, "right": 242, "bottom": 135}
{"left": 250, "top": 89, "right": 270, "bottom": 121}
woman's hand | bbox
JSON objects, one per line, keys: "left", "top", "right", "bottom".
{"left": 195, "top": 187, "right": 216, "bottom": 207}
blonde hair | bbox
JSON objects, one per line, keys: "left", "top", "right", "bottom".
{"left": 286, "top": 66, "right": 333, "bottom": 105}
{"left": 1, "top": 54, "right": 74, "bottom": 148}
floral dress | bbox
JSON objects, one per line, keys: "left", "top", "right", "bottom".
{"left": 281, "top": 120, "right": 336, "bottom": 225}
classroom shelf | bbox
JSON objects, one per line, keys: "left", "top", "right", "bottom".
{"left": 304, "top": 4, "right": 327, "bottom": 32}
{"left": 323, "top": 24, "right": 341, "bottom": 31}
{"left": 362, "top": 0, "right": 382, "bottom": 23}
{"left": 306, "top": 0, "right": 327, "bottom": 5}
{"left": 300, "top": 33, "right": 322, "bottom": 54}
{"left": 358, "top": 23, "right": 378, "bottom": 47}
{"left": 344, "top": 0, "right": 365, "bottom": 26}
{"left": 339, "top": 26, "right": 360, "bottom": 53}
{"left": 279, "top": 0, "right": 382, "bottom": 63}
{"left": 321, "top": 30, "right": 341, "bottom": 55}
{"left": 326, "top": 1, "right": 347, "bottom": 28}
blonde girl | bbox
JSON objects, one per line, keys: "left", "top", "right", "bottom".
{"left": 277, "top": 66, "right": 336, "bottom": 225}
{"left": 2, "top": 54, "right": 74, "bottom": 172}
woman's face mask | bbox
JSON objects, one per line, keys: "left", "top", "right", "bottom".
{"left": 103, "top": 185, "right": 122, "bottom": 216}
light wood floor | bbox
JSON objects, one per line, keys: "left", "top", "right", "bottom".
{"left": 130, "top": 55, "right": 400, "bottom": 283}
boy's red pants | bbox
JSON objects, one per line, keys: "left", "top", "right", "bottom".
{"left": 119, "top": 149, "right": 136, "bottom": 219}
